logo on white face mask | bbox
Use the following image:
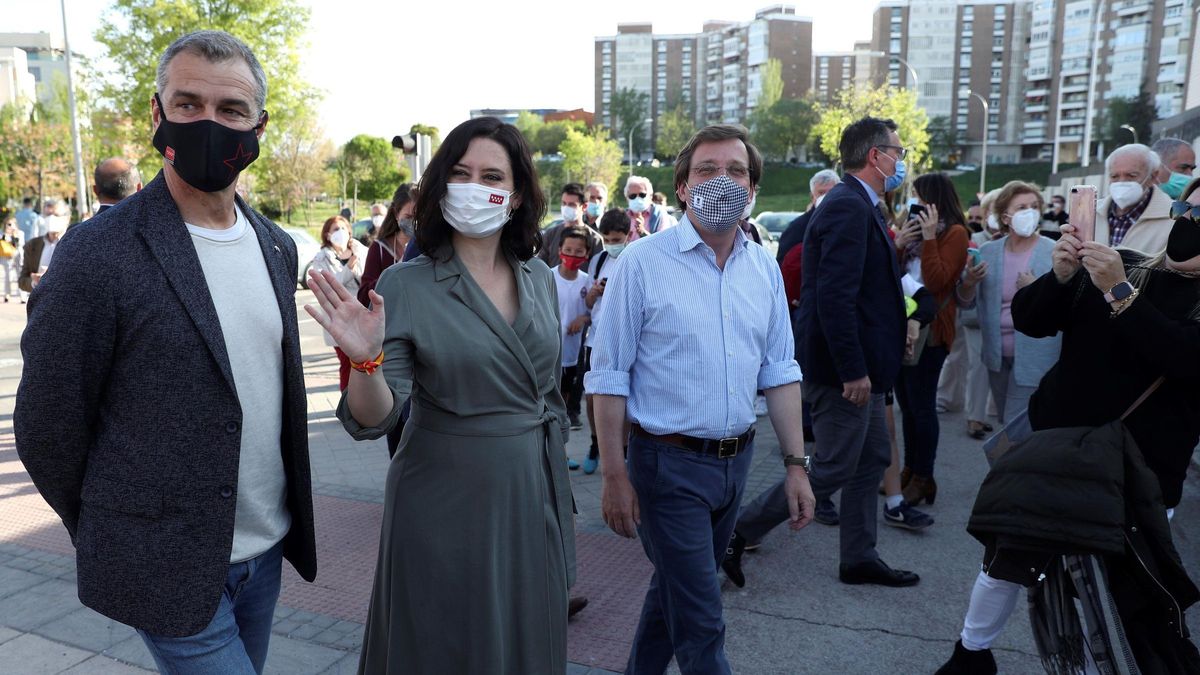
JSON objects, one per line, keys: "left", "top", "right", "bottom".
{"left": 440, "top": 183, "right": 512, "bottom": 239}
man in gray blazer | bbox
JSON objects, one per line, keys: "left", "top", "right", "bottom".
{"left": 15, "top": 30, "right": 316, "bottom": 675}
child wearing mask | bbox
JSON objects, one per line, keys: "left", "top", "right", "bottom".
{"left": 554, "top": 228, "right": 592, "bottom": 468}
{"left": 580, "top": 209, "right": 631, "bottom": 474}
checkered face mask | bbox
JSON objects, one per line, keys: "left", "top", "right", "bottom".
{"left": 689, "top": 174, "right": 749, "bottom": 234}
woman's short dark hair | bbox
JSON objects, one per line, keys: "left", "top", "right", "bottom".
{"left": 598, "top": 208, "right": 630, "bottom": 236}
{"left": 377, "top": 183, "right": 418, "bottom": 242}
{"left": 840, "top": 117, "right": 897, "bottom": 171}
{"left": 913, "top": 172, "right": 968, "bottom": 234}
{"left": 414, "top": 117, "right": 545, "bottom": 261}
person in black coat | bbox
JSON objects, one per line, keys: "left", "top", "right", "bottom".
{"left": 937, "top": 180, "right": 1200, "bottom": 675}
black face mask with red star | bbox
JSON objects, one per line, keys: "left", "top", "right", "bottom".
{"left": 152, "top": 93, "right": 267, "bottom": 193}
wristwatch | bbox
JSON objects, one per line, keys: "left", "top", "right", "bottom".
{"left": 784, "top": 455, "right": 812, "bottom": 472}
{"left": 1104, "top": 281, "right": 1135, "bottom": 304}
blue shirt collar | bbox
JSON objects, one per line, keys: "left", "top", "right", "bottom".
{"left": 851, "top": 174, "right": 882, "bottom": 208}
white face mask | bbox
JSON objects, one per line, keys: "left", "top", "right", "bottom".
{"left": 813, "top": 193, "right": 826, "bottom": 210}
{"left": 329, "top": 229, "right": 350, "bottom": 247}
{"left": 1109, "top": 181, "right": 1147, "bottom": 210}
{"left": 441, "top": 183, "right": 512, "bottom": 239}
{"left": 1009, "top": 209, "right": 1040, "bottom": 237}
{"left": 371, "top": 214, "right": 385, "bottom": 228}
{"left": 986, "top": 214, "right": 1000, "bottom": 232}
{"left": 44, "top": 215, "right": 69, "bottom": 235}
{"left": 561, "top": 205, "right": 578, "bottom": 222}
{"left": 741, "top": 195, "right": 756, "bottom": 220}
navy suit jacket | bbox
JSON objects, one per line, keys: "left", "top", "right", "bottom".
{"left": 15, "top": 173, "right": 317, "bottom": 636}
{"left": 796, "top": 175, "right": 906, "bottom": 393}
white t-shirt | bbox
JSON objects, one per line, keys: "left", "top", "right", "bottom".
{"left": 187, "top": 207, "right": 291, "bottom": 563}
{"left": 553, "top": 266, "right": 591, "bottom": 367}
{"left": 584, "top": 250, "right": 621, "bottom": 348}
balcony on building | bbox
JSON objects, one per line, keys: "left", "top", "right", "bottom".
{"left": 1115, "top": 0, "right": 1152, "bottom": 17}
{"left": 1025, "top": 87, "right": 1050, "bottom": 98}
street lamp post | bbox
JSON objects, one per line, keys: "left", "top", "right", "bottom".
{"left": 60, "top": 0, "right": 88, "bottom": 218}
{"left": 1119, "top": 124, "right": 1137, "bottom": 145}
{"left": 866, "top": 51, "right": 919, "bottom": 90}
{"left": 962, "top": 90, "right": 989, "bottom": 195}
{"left": 627, "top": 117, "right": 653, "bottom": 177}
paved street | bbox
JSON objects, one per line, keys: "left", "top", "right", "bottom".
{"left": 0, "top": 290, "right": 1196, "bottom": 674}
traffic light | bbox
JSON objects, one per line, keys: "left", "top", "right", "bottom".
{"left": 392, "top": 133, "right": 419, "bottom": 155}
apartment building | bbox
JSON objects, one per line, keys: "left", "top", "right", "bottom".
{"left": 868, "top": 1, "right": 1028, "bottom": 164}
{"left": 0, "top": 47, "right": 38, "bottom": 111}
{"left": 813, "top": 46, "right": 875, "bottom": 103}
{"left": 594, "top": 6, "right": 813, "bottom": 159}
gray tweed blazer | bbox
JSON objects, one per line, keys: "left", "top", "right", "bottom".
{"left": 14, "top": 173, "right": 317, "bottom": 637}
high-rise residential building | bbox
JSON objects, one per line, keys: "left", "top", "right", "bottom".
{"left": 0, "top": 32, "right": 75, "bottom": 107}
{"left": 868, "top": 0, "right": 1193, "bottom": 165}
{"left": 594, "top": 6, "right": 812, "bottom": 160}
{"left": 813, "top": 47, "right": 875, "bottom": 103}
{"left": 868, "top": 1, "right": 1028, "bottom": 164}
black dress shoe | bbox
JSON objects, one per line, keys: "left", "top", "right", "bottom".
{"left": 721, "top": 532, "right": 747, "bottom": 588}
{"left": 934, "top": 639, "right": 997, "bottom": 675}
{"left": 838, "top": 559, "right": 919, "bottom": 587}
{"left": 568, "top": 596, "right": 589, "bottom": 618}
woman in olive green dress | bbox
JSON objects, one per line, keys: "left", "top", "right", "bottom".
{"left": 305, "top": 117, "right": 575, "bottom": 675}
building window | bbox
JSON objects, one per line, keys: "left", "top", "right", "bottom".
{"left": 602, "top": 43, "right": 612, "bottom": 54}
{"left": 657, "top": 41, "right": 667, "bottom": 53}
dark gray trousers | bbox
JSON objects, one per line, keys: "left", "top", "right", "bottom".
{"left": 735, "top": 381, "right": 890, "bottom": 565}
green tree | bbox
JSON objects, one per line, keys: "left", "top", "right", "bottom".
{"left": 756, "top": 59, "right": 784, "bottom": 110}
{"left": 655, "top": 105, "right": 697, "bottom": 160}
{"left": 813, "top": 85, "right": 931, "bottom": 170}
{"left": 608, "top": 88, "right": 650, "bottom": 158}
{"left": 514, "top": 111, "right": 544, "bottom": 154}
{"left": 559, "top": 127, "right": 623, "bottom": 196}
{"left": 258, "top": 107, "right": 335, "bottom": 223}
{"left": 0, "top": 103, "right": 75, "bottom": 205}
{"left": 536, "top": 119, "right": 586, "bottom": 156}
{"left": 1099, "top": 90, "right": 1156, "bottom": 149}
{"left": 340, "top": 134, "right": 409, "bottom": 206}
{"left": 409, "top": 123, "right": 440, "bottom": 151}
{"left": 927, "top": 115, "right": 960, "bottom": 167}
{"left": 752, "top": 97, "right": 818, "bottom": 162}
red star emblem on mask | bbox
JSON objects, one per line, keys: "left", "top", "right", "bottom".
{"left": 223, "top": 143, "right": 255, "bottom": 175}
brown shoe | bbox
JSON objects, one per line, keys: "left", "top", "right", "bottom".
{"left": 899, "top": 466, "right": 913, "bottom": 490}
{"left": 568, "top": 596, "right": 589, "bottom": 619}
{"left": 901, "top": 474, "right": 937, "bottom": 506}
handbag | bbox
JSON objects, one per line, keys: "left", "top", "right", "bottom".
{"left": 984, "top": 376, "right": 1164, "bottom": 465}
{"left": 0, "top": 239, "right": 16, "bottom": 259}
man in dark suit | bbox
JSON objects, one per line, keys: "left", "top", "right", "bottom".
{"left": 92, "top": 157, "right": 142, "bottom": 216}
{"left": 17, "top": 208, "right": 68, "bottom": 293}
{"left": 15, "top": 30, "right": 316, "bottom": 674}
{"left": 724, "top": 117, "right": 919, "bottom": 588}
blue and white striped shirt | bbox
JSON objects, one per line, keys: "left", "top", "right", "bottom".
{"left": 584, "top": 215, "right": 801, "bottom": 439}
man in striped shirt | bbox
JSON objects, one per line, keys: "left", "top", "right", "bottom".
{"left": 586, "top": 124, "right": 814, "bottom": 675}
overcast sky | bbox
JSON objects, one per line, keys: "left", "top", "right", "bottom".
{"left": 4, "top": 0, "right": 881, "bottom": 143}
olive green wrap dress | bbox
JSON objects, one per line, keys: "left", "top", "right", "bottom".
{"left": 337, "top": 248, "right": 576, "bottom": 674}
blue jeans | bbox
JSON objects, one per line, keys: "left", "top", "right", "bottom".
{"left": 138, "top": 541, "right": 283, "bottom": 675}
{"left": 625, "top": 434, "right": 754, "bottom": 675}
{"left": 896, "top": 343, "right": 950, "bottom": 476}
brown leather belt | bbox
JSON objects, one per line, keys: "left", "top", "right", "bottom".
{"left": 631, "top": 423, "right": 755, "bottom": 459}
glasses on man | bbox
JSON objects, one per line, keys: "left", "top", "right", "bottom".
{"left": 876, "top": 145, "right": 908, "bottom": 160}
{"left": 1178, "top": 163, "right": 1198, "bottom": 173}
{"left": 627, "top": 192, "right": 648, "bottom": 199}
{"left": 1170, "top": 201, "right": 1200, "bottom": 222}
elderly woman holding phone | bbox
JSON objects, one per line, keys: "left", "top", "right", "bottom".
{"left": 955, "top": 181, "right": 1061, "bottom": 426}
{"left": 936, "top": 180, "right": 1200, "bottom": 674}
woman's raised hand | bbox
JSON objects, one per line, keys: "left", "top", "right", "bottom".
{"left": 305, "top": 269, "right": 386, "bottom": 363}
{"left": 1052, "top": 225, "right": 1083, "bottom": 283}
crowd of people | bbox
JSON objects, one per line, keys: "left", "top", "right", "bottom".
{"left": 10, "top": 28, "right": 1200, "bottom": 675}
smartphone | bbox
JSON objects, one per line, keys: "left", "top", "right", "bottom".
{"left": 908, "top": 203, "right": 927, "bottom": 219}
{"left": 967, "top": 248, "right": 982, "bottom": 266}
{"left": 1069, "top": 185, "right": 1097, "bottom": 243}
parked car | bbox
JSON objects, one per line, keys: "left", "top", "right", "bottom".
{"left": 282, "top": 226, "right": 322, "bottom": 289}
{"left": 955, "top": 163, "right": 979, "bottom": 171}
{"left": 753, "top": 211, "right": 804, "bottom": 238}
{"left": 751, "top": 221, "right": 779, "bottom": 258}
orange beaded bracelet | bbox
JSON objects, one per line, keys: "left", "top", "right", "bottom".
{"left": 349, "top": 349, "right": 385, "bottom": 375}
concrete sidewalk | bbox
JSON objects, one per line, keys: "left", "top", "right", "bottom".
{"left": 0, "top": 294, "right": 1197, "bottom": 674}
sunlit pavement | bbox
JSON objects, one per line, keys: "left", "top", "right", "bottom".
{"left": 0, "top": 294, "right": 1195, "bottom": 674}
